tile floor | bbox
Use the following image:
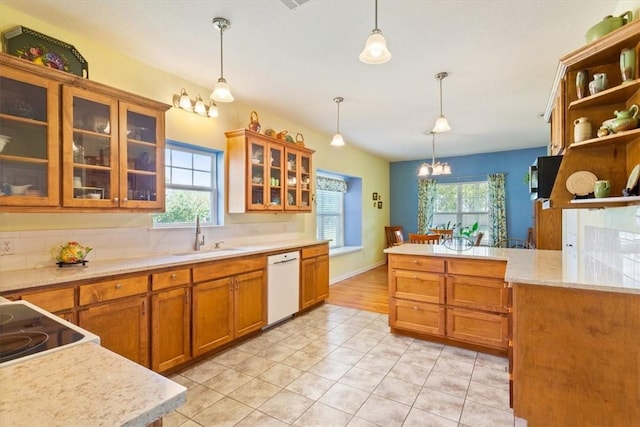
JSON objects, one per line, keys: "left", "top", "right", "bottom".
{"left": 165, "top": 304, "right": 522, "bottom": 427}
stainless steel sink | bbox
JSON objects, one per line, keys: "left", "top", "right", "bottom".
{"left": 172, "top": 248, "right": 245, "bottom": 257}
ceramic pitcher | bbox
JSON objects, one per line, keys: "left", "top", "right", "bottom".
{"left": 620, "top": 48, "right": 636, "bottom": 83}
{"left": 589, "top": 73, "right": 607, "bottom": 95}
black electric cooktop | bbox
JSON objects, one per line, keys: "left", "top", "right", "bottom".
{"left": 0, "top": 303, "right": 84, "bottom": 364}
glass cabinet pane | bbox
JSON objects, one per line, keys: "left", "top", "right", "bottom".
{"left": 250, "top": 141, "right": 265, "bottom": 205}
{"left": 269, "top": 146, "right": 282, "bottom": 207}
{"left": 0, "top": 75, "right": 51, "bottom": 199}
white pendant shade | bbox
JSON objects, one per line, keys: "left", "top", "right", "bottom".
{"left": 193, "top": 95, "right": 207, "bottom": 115}
{"left": 211, "top": 78, "right": 234, "bottom": 103}
{"left": 432, "top": 115, "right": 451, "bottom": 133}
{"left": 359, "top": 30, "right": 391, "bottom": 64}
{"left": 178, "top": 89, "right": 193, "bottom": 111}
{"left": 330, "top": 133, "right": 345, "bottom": 147}
{"left": 207, "top": 102, "right": 219, "bottom": 118}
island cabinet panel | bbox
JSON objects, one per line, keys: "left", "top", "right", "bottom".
{"left": 512, "top": 283, "right": 640, "bottom": 425}
{"left": 150, "top": 267, "right": 192, "bottom": 373}
{"left": 446, "top": 308, "right": 508, "bottom": 349}
{"left": 78, "top": 295, "right": 150, "bottom": 367}
{"left": 389, "top": 298, "right": 445, "bottom": 336}
{"left": 445, "top": 275, "right": 509, "bottom": 313}
{"left": 18, "top": 287, "right": 75, "bottom": 314}
{"left": 390, "top": 270, "right": 445, "bottom": 304}
{"left": 388, "top": 253, "right": 508, "bottom": 353}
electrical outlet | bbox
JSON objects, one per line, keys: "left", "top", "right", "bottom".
{"left": 1, "top": 239, "right": 14, "bottom": 255}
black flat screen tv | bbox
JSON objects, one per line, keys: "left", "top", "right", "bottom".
{"left": 529, "top": 155, "right": 562, "bottom": 199}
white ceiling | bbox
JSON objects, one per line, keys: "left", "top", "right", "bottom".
{"left": 4, "top": 0, "right": 616, "bottom": 161}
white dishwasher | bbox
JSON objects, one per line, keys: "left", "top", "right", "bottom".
{"left": 266, "top": 251, "right": 300, "bottom": 327}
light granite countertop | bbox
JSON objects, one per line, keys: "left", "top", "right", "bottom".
{"left": 384, "top": 244, "right": 640, "bottom": 295}
{"left": 0, "top": 342, "right": 186, "bottom": 427}
{"left": 0, "top": 239, "right": 327, "bottom": 294}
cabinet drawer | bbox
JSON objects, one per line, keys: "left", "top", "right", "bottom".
{"left": 151, "top": 268, "right": 191, "bottom": 291}
{"left": 80, "top": 275, "right": 149, "bottom": 305}
{"left": 389, "top": 255, "right": 445, "bottom": 273}
{"left": 301, "top": 244, "right": 328, "bottom": 259}
{"left": 446, "top": 307, "right": 508, "bottom": 349}
{"left": 390, "top": 270, "right": 444, "bottom": 304}
{"left": 192, "top": 255, "right": 266, "bottom": 283}
{"left": 389, "top": 298, "right": 445, "bottom": 336}
{"left": 447, "top": 258, "right": 506, "bottom": 279}
{"left": 21, "top": 287, "right": 75, "bottom": 313}
{"left": 446, "top": 276, "right": 508, "bottom": 313}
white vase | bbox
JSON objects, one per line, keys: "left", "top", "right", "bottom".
{"left": 574, "top": 117, "right": 592, "bottom": 143}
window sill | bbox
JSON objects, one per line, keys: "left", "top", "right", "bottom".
{"left": 329, "top": 246, "right": 362, "bottom": 257}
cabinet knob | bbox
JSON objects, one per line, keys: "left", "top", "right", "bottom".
{"left": 171, "top": 273, "right": 177, "bottom": 280}
{"left": 413, "top": 306, "right": 418, "bottom": 310}
{"left": 115, "top": 283, "right": 122, "bottom": 289}
{"left": 412, "top": 260, "right": 418, "bottom": 264}
{"left": 123, "top": 198, "right": 128, "bottom": 202}
{"left": 114, "top": 197, "right": 119, "bottom": 202}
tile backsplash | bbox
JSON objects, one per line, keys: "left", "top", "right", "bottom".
{"left": 583, "top": 226, "right": 640, "bottom": 287}
{"left": 0, "top": 222, "right": 305, "bottom": 272}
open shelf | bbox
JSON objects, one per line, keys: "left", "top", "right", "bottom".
{"left": 569, "top": 128, "right": 640, "bottom": 149}
{"left": 569, "top": 195, "right": 640, "bottom": 206}
{"left": 568, "top": 79, "right": 640, "bottom": 110}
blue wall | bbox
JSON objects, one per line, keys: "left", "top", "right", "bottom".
{"left": 390, "top": 146, "right": 547, "bottom": 241}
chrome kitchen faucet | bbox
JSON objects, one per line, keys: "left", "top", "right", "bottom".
{"left": 194, "top": 215, "right": 205, "bottom": 251}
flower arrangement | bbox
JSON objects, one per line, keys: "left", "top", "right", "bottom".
{"left": 52, "top": 241, "right": 92, "bottom": 264}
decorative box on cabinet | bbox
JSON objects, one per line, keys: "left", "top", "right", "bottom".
{"left": 546, "top": 20, "right": 640, "bottom": 209}
{"left": 225, "top": 128, "right": 314, "bottom": 213}
{"left": 0, "top": 52, "right": 169, "bottom": 212}
{"left": 300, "top": 243, "right": 329, "bottom": 310}
{"left": 191, "top": 255, "right": 266, "bottom": 357}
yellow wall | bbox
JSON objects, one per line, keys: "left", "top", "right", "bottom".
{"left": 0, "top": 5, "right": 390, "bottom": 279}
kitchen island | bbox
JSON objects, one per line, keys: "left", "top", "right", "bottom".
{"left": 384, "top": 244, "right": 640, "bottom": 426}
{"left": 0, "top": 342, "right": 186, "bottom": 426}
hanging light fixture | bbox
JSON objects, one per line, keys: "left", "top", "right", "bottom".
{"left": 432, "top": 72, "right": 451, "bottom": 133}
{"left": 211, "top": 17, "right": 234, "bottom": 103}
{"left": 359, "top": 0, "right": 392, "bottom": 64}
{"left": 418, "top": 131, "right": 451, "bottom": 177}
{"left": 330, "top": 97, "right": 345, "bottom": 147}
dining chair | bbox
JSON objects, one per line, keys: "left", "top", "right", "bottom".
{"left": 385, "top": 226, "right": 405, "bottom": 247}
{"left": 430, "top": 228, "right": 454, "bottom": 240}
{"left": 408, "top": 233, "right": 441, "bottom": 244}
{"left": 498, "top": 238, "right": 535, "bottom": 249}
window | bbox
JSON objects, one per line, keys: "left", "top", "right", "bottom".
{"left": 432, "top": 181, "right": 489, "bottom": 244}
{"left": 315, "top": 171, "right": 362, "bottom": 251}
{"left": 153, "top": 141, "right": 220, "bottom": 226}
{"left": 316, "top": 174, "right": 346, "bottom": 248}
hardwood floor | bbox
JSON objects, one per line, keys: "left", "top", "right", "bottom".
{"left": 326, "top": 264, "right": 389, "bottom": 314}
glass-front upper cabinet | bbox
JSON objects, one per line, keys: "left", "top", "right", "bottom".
{"left": 62, "top": 87, "right": 117, "bottom": 207}
{"left": 119, "top": 102, "right": 164, "bottom": 210}
{"left": 61, "top": 88, "right": 164, "bottom": 209}
{"left": 0, "top": 66, "right": 60, "bottom": 207}
{"left": 246, "top": 137, "right": 283, "bottom": 211}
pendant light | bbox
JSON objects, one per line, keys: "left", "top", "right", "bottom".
{"left": 418, "top": 131, "right": 451, "bottom": 177}
{"left": 432, "top": 72, "right": 451, "bottom": 133}
{"left": 211, "top": 17, "right": 234, "bottom": 103}
{"left": 359, "top": 0, "right": 392, "bottom": 64}
{"left": 330, "top": 97, "right": 345, "bottom": 147}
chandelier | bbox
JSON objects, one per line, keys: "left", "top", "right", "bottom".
{"left": 418, "top": 131, "right": 451, "bottom": 177}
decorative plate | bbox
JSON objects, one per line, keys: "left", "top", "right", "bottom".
{"left": 565, "top": 171, "right": 598, "bottom": 196}
{"left": 626, "top": 163, "right": 640, "bottom": 191}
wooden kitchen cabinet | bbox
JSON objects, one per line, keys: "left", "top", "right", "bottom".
{"left": 0, "top": 52, "right": 169, "bottom": 212}
{"left": 547, "top": 20, "right": 640, "bottom": 209}
{"left": 388, "top": 254, "right": 508, "bottom": 353}
{"left": 79, "top": 295, "right": 149, "bottom": 367}
{"left": 150, "top": 268, "right": 191, "bottom": 372}
{"left": 532, "top": 199, "right": 562, "bottom": 249}
{"left": 0, "top": 62, "right": 60, "bottom": 207}
{"left": 300, "top": 243, "right": 329, "bottom": 310}
{"left": 225, "top": 128, "right": 315, "bottom": 213}
{"left": 78, "top": 273, "right": 150, "bottom": 367}
{"left": 192, "top": 255, "right": 266, "bottom": 357}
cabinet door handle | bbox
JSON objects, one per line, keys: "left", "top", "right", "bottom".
{"left": 115, "top": 283, "right": 122, "bottom": 289}
{"left": 142, "top": 299, "right": 146, "bottom": 315}
{"left": 185, "top": 289, "right": 190, "bottom": 305}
